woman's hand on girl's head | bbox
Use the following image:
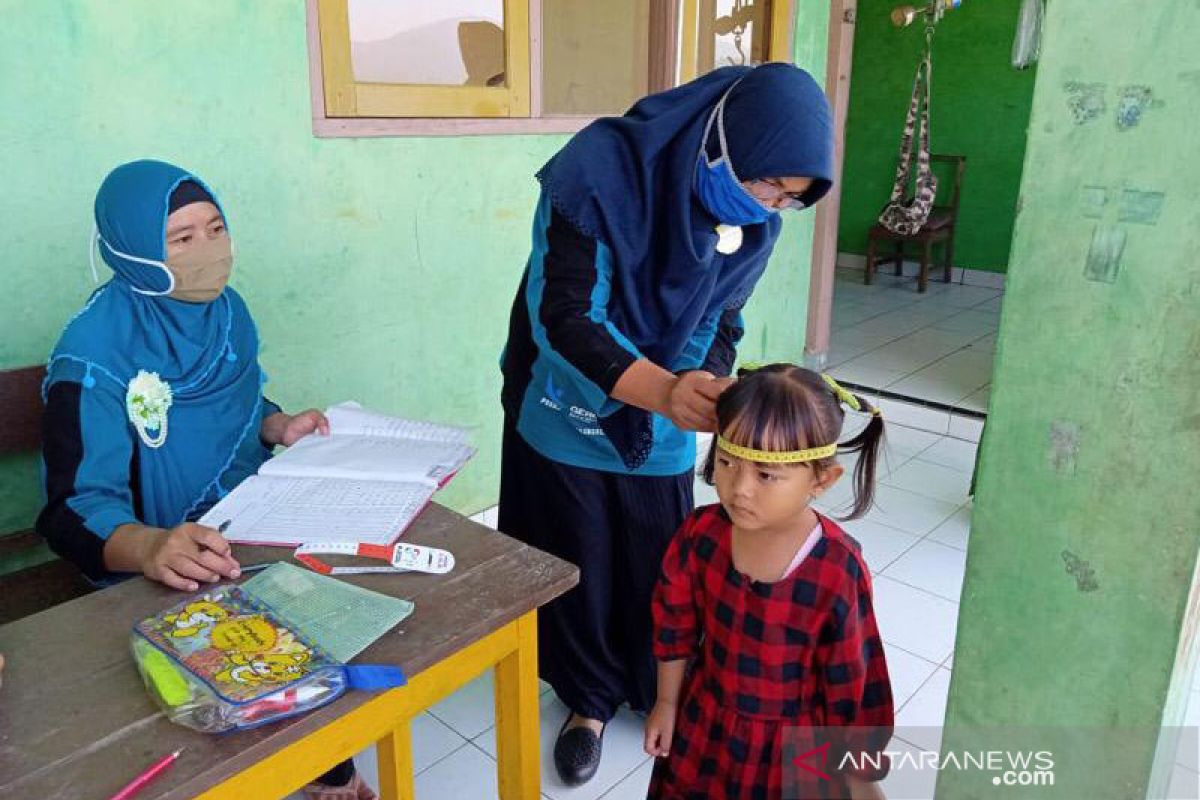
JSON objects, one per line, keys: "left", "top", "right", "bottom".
{"left": 643, "top": 700, "right": 678, "bottom": 758}
{"left": 667, "top": 371, "right": 733, "bottom": 432}
{"left": 262, "top": 409, "right": 331, "bottom": 447}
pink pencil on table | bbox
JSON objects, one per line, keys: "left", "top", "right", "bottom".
{"left": 108, "top": 748, "right": 183, "bottom": 800}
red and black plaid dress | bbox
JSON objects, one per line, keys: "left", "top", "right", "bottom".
{"left": 648, "top": 505, "right": 894, "bottom": 800}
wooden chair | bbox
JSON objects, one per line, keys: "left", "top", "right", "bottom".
{"left": 864, "top": 154, "right": 966, "bottom": 293}
{"left": 0, "top": 365, "right": 95, "bottom": 624}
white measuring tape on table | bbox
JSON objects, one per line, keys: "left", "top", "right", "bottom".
{"left": 293, "top": 540, "right": 455, "bottom": 576}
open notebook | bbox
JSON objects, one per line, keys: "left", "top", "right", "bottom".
{"left": 200, "top": 402, "right": 475, "bottom": 547}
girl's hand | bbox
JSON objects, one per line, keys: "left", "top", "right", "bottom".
{"left": 643, "top": 700, "right": 678, "bottom": 757}
{"left": 665, "top": 371, "right": 734, "bottom": 432}
{"left": 141, "top": 522, "right": 241, "bottom": 591}
{"left": 262, "top": 409, "right": 331, "bottom": 447}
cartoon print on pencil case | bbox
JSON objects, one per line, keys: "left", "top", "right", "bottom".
{"left": 164, "top": 599, "right": 230, "bottom": 638}
{"left": 214, "top": 651, "right": 312, "bottom": 687}
{"left": 209, "top": 615, "right": 280, "bottom": 654}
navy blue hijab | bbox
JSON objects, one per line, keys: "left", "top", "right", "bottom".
{"left": 536, "top": 64, "right": 832, "bottom": 466}
{"left": 538, "top": 63, "right": 832, "bottom": 367}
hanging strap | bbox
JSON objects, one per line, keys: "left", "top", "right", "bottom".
{"left": 914, "top": 32, "right": 935, "bottom": 187}
{"left": 887, "top": 28, "right": 936, "bottom": 202}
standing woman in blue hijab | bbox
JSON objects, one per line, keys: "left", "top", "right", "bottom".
{"left": 499, "top": 64, "right": 834, "bottom": 784}
{"left": 37, "top": 160, "right": 373, "bottom": 800}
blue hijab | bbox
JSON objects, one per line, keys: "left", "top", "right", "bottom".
{"left": 538, "top": 64, "right": 831, "bottom": 359}
{"left": 536, "top": 64, "right": 832, "bottom": 467}
{"left": 45, "top": 160, "right": 267, "bottom": 527}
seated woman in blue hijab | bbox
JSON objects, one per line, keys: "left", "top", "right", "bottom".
{"left": 499, "top": 64, "right": 834, "bottom": 785}
{"left": 37, "top": 160, "right": 373, "bottom": 800}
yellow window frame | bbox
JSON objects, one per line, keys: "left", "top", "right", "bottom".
{"left": 317, "top": 0, "right": 531, "bottom": 119}
{"left": 678, "top": 0, "right": 795, "bottom": 84}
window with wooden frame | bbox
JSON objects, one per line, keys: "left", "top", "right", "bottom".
{"left": 308, "top": 0, "right": 795, "bottom": 137}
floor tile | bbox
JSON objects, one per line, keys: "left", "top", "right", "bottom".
{"left": 413, "top": 742, "right": 498, "bottom": 799}
{"left": 1177, "top": 689, "right": 1200, "bottom": 774}
{"left": 1167, "top": 763, "right": 1200, "bottom": 799}
{"left": 888, "top": 351, "right": 994, "bottom": 407}
{"left": 828, "top": 359, "right": 913, "bottom": 390}
{"left": 474, "top": 694, "right": 652, "bottom": 800}
{"left": 881, "top": 736, "right": 939, "bottom": 800}
{"left": 959, "top": 385, "right": 991, "bottom": 414}
{"left": 930, "top": 308, "right": 1001, "bottom": 336}
{"left": 863, "top": 484, "right": 961, "bottom": 537}
{"left": 482, "top": 506, "right": 499, "bottom": 530}
{"left": 598, "top": 757, "right": 655, "bottom": 799}
{"left": 832, "top": 303, "right": 886, "bottom": 330}
{"left": 916, "top": 437, "right": 978, "bottom": 473}
{"left": 967, "top": 332, "right": 997, "bottom": 353}
{"left": 918, "top": 284, "right": 1001, "bottom": 309}
{"left": 347, "top": 712, "right": 469, "bottom": 791}
{"left": 902, "top": 325, "right": 986, "bottom": 350}
{"left": 828, "top": 277, "right": 1003, "bottom": 413}
{"left": 825, "top": 342, "right": 875, "bottom": 369}
{"left": 840, "top": 337, "right": 948, "bottom": 374}
{"left": 884, "top": 460, "right": 973, "bottom": 506}
{"left": 883, "top": 539, "right": 968, "bottom": 603}
{"left": 948, "top": 413, "right": 985, "bottom": 442}
{"left": 413, "top": 712, "right": 473, "bottom": 774}
{"left": 927, "top": 506, "right": 972, "bottom": 551}
{"left": 885, "top": 645, "right": 943, "bottom": 711}
{"left": 895, "top": 668, "right": 953, "bottom": 752}
{"left": 429, "top": 672, "right": 498, "bottom": 740}
{"left": 976, "top": 295, "right": 1004, "bottom": 313}
{"left": 839, "top": 517, "right": 921, "bottom": 574}
{"left": 429, "top": 672, "right": 552, "bottom": 742}
{"left": 848, "top": 310, "right": 947, "bottom": 344}
{"left": 876, "top": 398, "right": 950, "bottom": 436}
{"left": 962, "top": 270, "right": 1006, "bottom": 290}
{"left": 884, "top": 424, "right": 943, "bottom": 461}
{"left": 872, "top": 576, "right": 959, "bottom": 663}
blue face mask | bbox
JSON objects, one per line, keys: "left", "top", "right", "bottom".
{"left": 694, "top": 83, "right": 779, "bottom": 226}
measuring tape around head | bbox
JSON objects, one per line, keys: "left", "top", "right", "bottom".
{"left": 294, "top": 541, "right": 455, "bottom": 576}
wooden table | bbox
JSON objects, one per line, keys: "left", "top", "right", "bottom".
{"left": 0, "top": 504, "right": 578, "bottom": 799}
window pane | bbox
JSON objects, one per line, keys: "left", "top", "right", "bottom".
{"left": 697, "top": 0, "right": 773, "bottom": 76}
{"left": 541, "top": 0, "right": 650, "bottom": 116}
{"left": 348, "top": 0, "right": 507, "bottom": 87}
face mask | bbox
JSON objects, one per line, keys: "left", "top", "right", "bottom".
{"left": 694, "top": 82, "right": 779, "bottom": 227}
{"left": 166, "top": 235, "right": 233, "bottom": 303}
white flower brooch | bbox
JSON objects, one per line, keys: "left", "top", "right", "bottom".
{"left": 126, "top": 370, "right": 173, "bottom": 448}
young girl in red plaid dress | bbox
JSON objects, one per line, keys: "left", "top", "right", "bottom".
{"left": 644, "top": 365, "right": 894, "bottom": 800}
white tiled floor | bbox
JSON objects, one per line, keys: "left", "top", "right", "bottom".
{"left": 828, "top": 267, "right": 1002, "bottom": 415}
{"left": 287, "top": 423, "right": 1200, "bottom": 798}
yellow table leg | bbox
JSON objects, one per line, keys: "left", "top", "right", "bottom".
{"left": 493, "top": 610, "right": 541, "bottom": 800}
{"left": 193, "top": 618, "right": 528, "bottom": 800}
{"left": 377, "top": 717, "right": 415, "bottom": 800}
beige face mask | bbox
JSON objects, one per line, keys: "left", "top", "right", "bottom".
{"left": 166, "top": 235, "right": 233, "bottom": 303}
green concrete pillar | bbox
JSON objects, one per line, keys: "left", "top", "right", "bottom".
{"left": 936, "top": 1, "right": 1200, "bottom": 797}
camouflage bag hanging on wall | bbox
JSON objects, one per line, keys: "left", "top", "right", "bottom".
{"left": 878, "top": 35, "right": 938, "bottom": 236}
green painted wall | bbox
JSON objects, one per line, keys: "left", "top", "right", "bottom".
{"left": 939, "top": 0, "right": 1200, "bottom": 795}
{"left": 837, "top": 0, "right": 1037, "bottom": 272}
{"left": 0, "top": 2, "right": 826, "bottom": 566}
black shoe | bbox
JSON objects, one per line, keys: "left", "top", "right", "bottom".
{"left": 553, "top": 715, "right": 605, "bottom": 786}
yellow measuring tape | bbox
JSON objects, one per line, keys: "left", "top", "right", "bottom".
{"left": 716, "top": 436, "right": 837, "bottom": 464}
